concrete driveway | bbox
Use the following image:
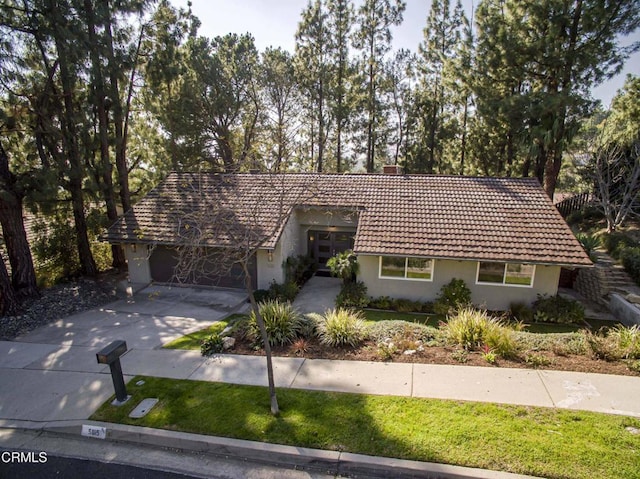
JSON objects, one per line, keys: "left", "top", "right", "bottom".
{"left": 0, "top": 284, "right": 247, "bottom": 424}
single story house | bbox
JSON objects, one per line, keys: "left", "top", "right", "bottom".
{"left": 104, "top": 170, "right": 592, "bottom": 310}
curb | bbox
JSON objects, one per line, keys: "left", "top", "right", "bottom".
{"left": 2, "top": 420, "right": 541, "bottom": 479}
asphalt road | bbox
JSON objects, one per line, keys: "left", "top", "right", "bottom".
{"left": 1, "top": 451, "right": 204, "bottom": 479}
{"left": 0, "top": 431, "right": 338, "bottom": 479}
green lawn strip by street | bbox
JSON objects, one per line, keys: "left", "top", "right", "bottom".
{"left": 91, "top": 376, "right": 640, "bottom": 479}
{"left": 162, "top": 314, "right": 246, "bottom": 350}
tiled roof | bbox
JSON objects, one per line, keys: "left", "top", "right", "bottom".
{"left": 104, "top": 172, "right": 592, "bottom": 267}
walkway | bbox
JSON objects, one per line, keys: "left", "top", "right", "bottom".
{"left": 292, "top": 275, "right": 341, "bottom": 314}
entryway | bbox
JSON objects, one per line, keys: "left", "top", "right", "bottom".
{"left": 308, "top": 230, "right": 355, "bottom": 272}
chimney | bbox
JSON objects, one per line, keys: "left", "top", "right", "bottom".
{"left": 383, "top": 165, "right": 403, "bottom": 175}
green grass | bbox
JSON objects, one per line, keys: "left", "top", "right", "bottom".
{"left": 92, "top": 376, "right": 640, "bottom": 479}
{"left": 362, "top": 309, "right": 442, "bottom": 326}
{"left": 162, "top": 314, "right": 246, "bottom": 350}
{"left": 521, "top": 322, "right": 583, "bottom": 334}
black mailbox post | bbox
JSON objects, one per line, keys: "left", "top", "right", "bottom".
{"left": 97, "top": 340, "right": 129, "bottom": 404}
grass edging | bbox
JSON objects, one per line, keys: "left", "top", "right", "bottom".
{"left": 91, "top": 376, "right": 640, "bottom": 479}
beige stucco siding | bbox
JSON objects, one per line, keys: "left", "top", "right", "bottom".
{"left": 257, "top": 210, "right": 301, "bottom": 289}
{"left": 124, "top": 244, "right": 151, "bottom": 285}
{"left": 358, "top": 255, "right": 560, "bottom": 310}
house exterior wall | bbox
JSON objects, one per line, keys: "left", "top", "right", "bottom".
{"left": 257, "top": 211, "right": 301, "bottom": 289}
{"left": 358, "top": 255, "right": 561, "bottom": 310}
{"left": 124, "top": 244, "right": 151, "bottom": 285}
{"left": 256, "top": 208, "right": 358, "bottom": 289}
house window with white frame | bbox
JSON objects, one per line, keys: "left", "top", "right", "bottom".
{"left": 476, "top": 262, "right": 535, "bottom": 287}
{"left": 379, "top": 256, "right": 433, "bottom": 281}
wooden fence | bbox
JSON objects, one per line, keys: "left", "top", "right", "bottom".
{"left": 555, "top": 192, "right": 591, "bottom": 218}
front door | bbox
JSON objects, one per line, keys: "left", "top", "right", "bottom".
{"left": 309, "top": 230, "right": 355, "bottom": 271}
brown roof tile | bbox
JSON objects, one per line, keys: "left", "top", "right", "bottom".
{"left": 104, "top": 172, "right": 592, "bottom": 267}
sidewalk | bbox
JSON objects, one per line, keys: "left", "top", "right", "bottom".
{"left": 1, "top": 284, "right": 640, "bottom": 478}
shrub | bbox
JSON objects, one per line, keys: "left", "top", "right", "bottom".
{"left": 602, "top": 232, "right": 636, "bottom": 259}
{"left": 393, "top": 298, "right": 422, "bottom": 313}
{"left": 532, "top": 295, "right": 585, "bottom": 324}
{"left": 252, "top": 289, "right": 270, "bottom": 303}
{"left": 514, "top": 331, "right": 587, "bottom": 356}
{"left": 326, "top": 250, "right": 359, "bottom": 284}
{"left": 620, "top": 247, "right": 640, "bottom": 286}
{"left": 367, "top": 320, "right": 439, "bottom": 344}
{"left": 433, "top": 279, "right": 472, "bottom": 315}
{"left": 284, "top": 255, "right": 316, "bottom": 286}
{"left": 525, "top": 353, "right": 553, "bottom": 368}
{"left": 201, "top": 332, "right": 225, "bottom": 356}
{"left": 268, "top": 280, "right": 300, "bottom": 302}
{"left": 585, "top": 330, "right": 621, "bottom": 361}
{"left": 311, "top": 308, "right": 367, "bottom": 347}
{"left": 336, "top": 281, "right": 369, "bottom": 308}
{"left": 597, "top": 325, "right": 640, "bottom": 360}
{"left": 248, "top": 300, "right": 303, "bottom": 347}
{"left": 443, "top": 308, "right": 517, "bottom": 357}
{"left": 509, "top": 302, "right": 534, "bottom": 323}
{"left": 368, "top": 296, "right": 393, "bottom": 310}
{"left": 576, "top": 233, "right": 601, "bottom": 262}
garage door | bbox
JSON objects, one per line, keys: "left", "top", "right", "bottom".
{"left": 149, "top": 246, "right": 256, "bottom": 289}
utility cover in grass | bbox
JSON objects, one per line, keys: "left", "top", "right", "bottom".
{"left": 129, "top": 398, "right": 159, "bottom": 418}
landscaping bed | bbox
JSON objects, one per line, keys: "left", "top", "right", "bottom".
{"left": 164, "top": 309, "right": 640, "bottom": 377}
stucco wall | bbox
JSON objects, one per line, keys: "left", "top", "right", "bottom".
{"left": 124, "top": 244, "right": 151, "bottom": 285}
{"left": 358, "top": 255, "right": 560, "bottom": 310}
{"left": 257, "top": 211, "right": 302, "bottom": 289}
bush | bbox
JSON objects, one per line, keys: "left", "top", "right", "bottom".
{"left": 576, "top": 233, "right": 601, "bottom": 262}
{"left": 201, "top": 332, "right": 225, "bottom": 356}
{"left": 602, "top": 232, "right": 636, "bottom": 259}
{"left": 514, "top": 331, "right": 587, "bottom": 356}
{"left": 588, "top": 325, "right": 640, "bottom": 360}
{"left": 284, "top": 255, "right": 316, "bottom": 286}
{"left": 252, "top": 289, "right": 271, "bottom": 303}
{"left": 509, "top": 302, "right": 534, "bottom": 323}
{"left": 310, "top": 308, "right": 367, "bottom": 347}
{"left": 368, "top": 296, "right": 393, "bottom": 310}
{"left": 532, "top": 295, "right": 585, "bottom": 324}
{"left": 248, "top": 300, "right": 303, "bottom": 347}
{"left": 442, "top": 308, "right": 517, "bottom": 357}
{"left": 367, "top": 320, "right": 439, "bottom": 344}
{"left": 268, "top": 280, "right": 300, "bottom": 302}
{"left": 393, "top": 298, "right": 423, "bottom": 313}
{"left": 326, "top": 250, "right": 359, "bottom": 284}
{"left": 336, "top": 281, "right": 369, "bottom": 308}
{"left": 620, "top": 247, "right": 640, "bottom": 285}
{"left": 433, "top": 279, "right": 472, "bottom": 315}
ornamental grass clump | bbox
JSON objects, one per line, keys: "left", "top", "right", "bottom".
{"left": 310, "top": 308, "right": 367, "bottom": 347}
{"left": 248, "top": 299, "right": 303, "bottom": 347}
{"left": 443, "top": 307, "right": 518, "bottom": 358}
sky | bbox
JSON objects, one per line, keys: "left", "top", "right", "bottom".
{"left": 171, "top": 0, "right": 639, "bottom": 107}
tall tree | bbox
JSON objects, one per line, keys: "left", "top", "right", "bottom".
{"left": 326, "top": 0, "right": 354, "bottom": 172}
{"left": 352, "top": 0, "right": 405, "bottom": 172}
{"left": 261, "top": 48, "right": 300, "bottom": 172}
{"left": 295, "top": 0, "right": 331, "bottom": 172}
{"left": 414, "top": 0, "right": 466, "bottom": 173}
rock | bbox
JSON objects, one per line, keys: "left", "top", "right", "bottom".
{"left": 403, "top": 349, "right": 416, "bottom": 356}
{"left": 626, "top": 294, "right": 640, "bottom": 305}
{"left": 626, "top": 426, "right": 639, "bottom": 435}
{"left": 222, "top": 337, "right": 236, "bottom": 350}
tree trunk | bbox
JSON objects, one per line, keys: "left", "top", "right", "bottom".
{"left": 0, "top": 253, "right": 21, "bottom": 317}
{"left": 244, "top": 264, "right": 279, "bottom": 415}
{"left": 104, "top": 2, "right": 133, "bottom": 213}
{"left": 0, "top": 143, "right": 39, "bottom": 298}
{"left": 53, "top": 16, "right": 98, "bottom": 276}
{"left": 83, "top": 0, "right": 126, "bottom": 270}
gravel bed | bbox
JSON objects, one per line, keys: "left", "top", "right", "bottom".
{"left": 0, "top": 278, "right": 122, "bottom": 340}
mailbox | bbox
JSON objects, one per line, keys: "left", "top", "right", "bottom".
{"left": 97, "top": 340, "right": 129, "bottom": 405}
{"left": 96, "top": 340, "right": 127, "bottom": 364}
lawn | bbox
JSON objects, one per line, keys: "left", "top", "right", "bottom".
{"left": 163, "top": 314, "right": 245, "bottom": 350}
{"left": 92, "top": 376, "right": 640, "bottom": 479}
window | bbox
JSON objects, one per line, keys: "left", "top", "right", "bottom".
{"left": 476, "top": 262, "right": 535, "bottom": 287}
{"left": 379, "top": 256, "right": 433, "bottom": 281}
